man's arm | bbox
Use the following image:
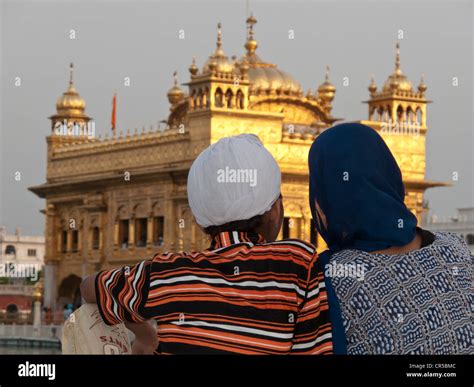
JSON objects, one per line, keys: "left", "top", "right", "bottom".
{"left": 80, "top": 273, "right": 97, "bottom": 303}
{"left": 291, "top": 254, "right": 333, "bottom": 354}
{"left": 80, "top": 271, "right": 158, "bottom": 354}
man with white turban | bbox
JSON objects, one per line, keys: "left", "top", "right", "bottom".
{"left": 81, "top": 134, "right": 333, "bottom": 355}
{"left": 187, "top": 133, "right": 283, "bottom": 242}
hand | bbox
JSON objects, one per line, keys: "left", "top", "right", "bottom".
{"left": 132, "top": 337, "right": 158, "bottom": 355}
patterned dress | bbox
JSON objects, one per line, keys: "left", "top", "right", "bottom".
{"left": 328, "top": 232, "right": 473, "bottom": 354}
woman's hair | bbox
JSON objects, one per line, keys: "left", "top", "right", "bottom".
{"left": 203, "top": 214, "right": 262, "bottom": 238}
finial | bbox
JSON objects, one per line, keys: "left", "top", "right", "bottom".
{"left": 395, "top": 42, "right": 401, "bottom": 74}
{"left": 173, "top": 70, "right": 178, "bottom": 86}
{"left": 245, "top": 13, "right": 258, "bottom": 55}
{"left": 246, "top": 13, "right": 257, "bottom": 39}
{"left": 418, "top": 73, "right": 427, "bottom": 93}
{"left": 217, "top": 22, "right": 222, "bottom": 50}
{"left": 189, "top": 56, "right": 198, "bottom": 75}
{"left": 69, "top": 62, "right": 74, "bottom": 86}
{"left": 325, "top": 65, "right": 330, "bottom": 81}
{"left": 368, "top": 74, "right": 377, "bottom": 93}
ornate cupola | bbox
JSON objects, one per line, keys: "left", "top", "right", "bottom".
{"left": 365, "top": 43, "right": 430, "bottom": 127}
{"left": 49, "top": 63, "right": 91, "bottom": 133}
{"left": 186, "top": 23, "right": 249, "bottom": 111}
{"left": 317, "top": 66, "right": 336, "bottom": 113}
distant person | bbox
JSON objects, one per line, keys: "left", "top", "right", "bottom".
{"left": 308, "top": 123, "right": 473, "bottom": 354}
{"left": 81, "top": 134, "right": 333, "bottom": 355}
{"left": 63, "top": 304, "right": 73, "bottom": 321}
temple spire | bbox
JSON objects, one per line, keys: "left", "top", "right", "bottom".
{"left": 395, "top": 43, "right": 402, "bottom": 75}
{"left": 325, "top": 65, "right": 330, "bottom": 81}
{"left": 217, "top": 22, "right": 222, "bottom": 50}
{"left": 69, "top": 62, "right": 74, "bottom": 86}
{"left": 245, "top": 14, "right": 258, "bottom": 56}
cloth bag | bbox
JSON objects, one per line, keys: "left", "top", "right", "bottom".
{"left": 62, "top": 303, "right": 131, "bottom": 354}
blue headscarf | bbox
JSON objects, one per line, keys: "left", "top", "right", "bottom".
{"left": 309, "top": 122, "right": 417, "bottom": 253}
{"left": 308, "top": 123, "right": 418, "bottom": 354}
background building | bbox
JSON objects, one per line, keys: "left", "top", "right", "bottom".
{"left": 425, "top": 208, "right": 474, "bottom": 254}
{"left": 29, "top": 16, "right": 444, "bottom": 310}
{"left": 0, "top": 226, "right": 44, "bottom": 323}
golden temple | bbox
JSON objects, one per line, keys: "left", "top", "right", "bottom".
{"left": 29, "top": 15, "right": 444, "bottom": 309}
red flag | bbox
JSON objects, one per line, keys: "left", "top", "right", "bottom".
{"left": 111, "top": 93, "right": 117, "bottom": 132}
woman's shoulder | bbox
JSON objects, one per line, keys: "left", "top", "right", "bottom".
{"left": 428, "top": 231, "right": 473, "bottom": 262}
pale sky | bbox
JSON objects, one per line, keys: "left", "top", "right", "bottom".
{"left": 0, "top": 0, "right": 472, "bottom": 235}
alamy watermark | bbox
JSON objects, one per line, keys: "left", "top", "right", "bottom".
{"left": 53, "top": 120, "right": 96, "bottom": 138}
{"left": 217, "top": 167, "right": 257, "bottom": 187}
{"left": 381, "top": 119, "right": 420, "bottom": 136}
{"left": 325, "top": 262, "right": 366, "bottom": 282}
{"left": 0, "top": 263, "right": 40, "bottom": 281}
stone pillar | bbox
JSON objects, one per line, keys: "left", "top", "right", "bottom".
{"left": 33, "top": 301, "right": 41, "bottom": 337}
{"left": 303, "top": 217, "right": 311, "bottom": 244}
{"left": 43, "top": 263, "right": 57, "bottom": 310}
{"left": 146, "top": 216, "right": 153, "bottom": 247}
{"left": 66, "top": 230, "right": 72, "bottom": 252}
{"left": 289, "top": 218, "right": 300, "bottom": 239}
{"left": 129, "top": 217, "right": 135, "bottom": 246}
{"left": 164, "top": 198, "right": 176, "bottom": 251}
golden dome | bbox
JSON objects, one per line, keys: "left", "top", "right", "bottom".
{"left": 368, "top": 75, "right": 377, "bottom": 94}
{"left": 418, "top": 74, "right": 427, "bottom": 94}
{"left": 56, "top": 63, "right": 87, "bottom": 115}
{"left": 248, "top": 66, "right": 302, "bottom": 95}
{"left": 202, "top": 23, "right": 235, "bottom": 74}
{"left": 167, "top": 71, "right": 184, "bottom": 105}
{"left": 240, "top": 15, "right": 302, "bottom": 96}
{"left": 317, "top": 66, "right": 336, "bottom": 104}
{"left": 382, "top": 43, "right": 414, "bottom": 93}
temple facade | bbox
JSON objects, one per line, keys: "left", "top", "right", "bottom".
{"left": 29, "top": 15, "right": 443, "bottom": 310}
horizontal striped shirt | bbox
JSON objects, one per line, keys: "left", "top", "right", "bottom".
{"left": 95, "top": 231, "right": 333, "bottom": 354}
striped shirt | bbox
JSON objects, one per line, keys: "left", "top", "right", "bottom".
{"left": 95, "top": 231, "right": 333, "bottom": 354}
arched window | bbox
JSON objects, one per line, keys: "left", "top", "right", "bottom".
{"left": 377, "top": 107, "right": 383, "bottom": 121}
{"left": 6, "top": 304, "right": 18, "bottom": 314}
{"left": 5, "top": 245, "right": 16, "bottom": 255}
{"left": 236, "top": 90, "right": 244, "bottom": 109}
{"left": 92, "top": 227, "right": 100, "bottom": 250}
{"left": 196, "top": 89, "right": 203, "bottom": 108}
{"left": 215, "top": 88, "right": 223, "bottom": 107}
{"left": 416, "top": 107, "right": 422, "bottom": 124}
{"left": 225, "top": 89, "right": 234, "bottom": 108}
{"left": 406, "top": 106, "right": 413, "bottom": 123}
{"left": 396, "top": 105, "right": 404, "bottom": 122}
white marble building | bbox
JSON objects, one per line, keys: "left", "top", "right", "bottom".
{"left": 425, "top": 208, "right": 474, "bottom": 254}
{"left": 0, "top": 226, "right": 44, "bottom": 273}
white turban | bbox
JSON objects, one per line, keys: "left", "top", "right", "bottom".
{"left": 187, "top": 134, "right": 281, "bottom": 228}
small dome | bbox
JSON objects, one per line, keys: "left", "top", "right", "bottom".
{"left": 202, "top": 55, "right": 235, "bottom": 74}
{"left": 55, "top": 63, "right": 87, "bottom": 116}
{"left": 368, "top": 76, "right": 377, "bottom": 93}
{"left": 418, "top": 74, "right": 427, "bottom": 93}
{"left": 317, "top": 66, "right": 336, "bottom": 103}
{"left": 382, "top": 43, "right": 414, "bottom": 93}
{"left": 202, "top": 23, "right": 236, "bottom": 75}
{"left": 382, "top": 73, "right": 413, "bottom": 92}
{"left": 167, "top": 71, "right": 184, "bottom": 105}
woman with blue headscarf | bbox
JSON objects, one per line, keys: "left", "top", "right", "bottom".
{"left": 309, "top": 123, "right": 472, "bottom": 355}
